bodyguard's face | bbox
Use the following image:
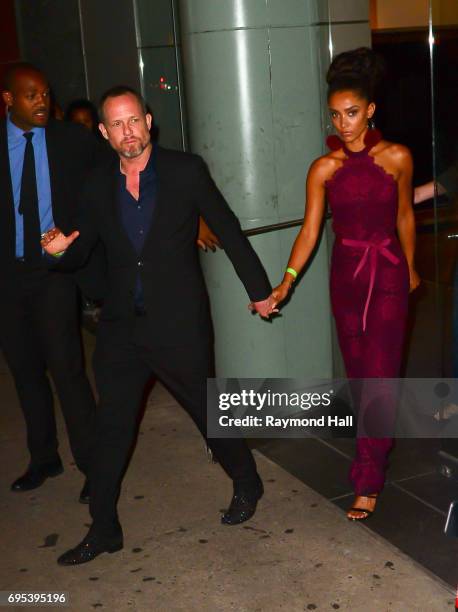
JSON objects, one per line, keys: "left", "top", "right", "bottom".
{"left": 2, "top": 70, "right": 50, "bottom": 131}
{"left": 99, "top": 94, "right": 152, "bottom": 159}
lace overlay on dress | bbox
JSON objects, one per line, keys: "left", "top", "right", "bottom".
{"left": 325, "top": 134, "right": 409, "bottom": 495}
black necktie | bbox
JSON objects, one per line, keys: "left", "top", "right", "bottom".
{"left": 19, "top": 132, "right": 42, "bottom": 263}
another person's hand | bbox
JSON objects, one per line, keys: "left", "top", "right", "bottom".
{"left": 409, "top": 268, "right": 420, "bottom": 292}
{"left": 248, "top": 295, "right": 279, "bottom": 319}
{"left": 413, "top": 185, "right": 429, "bottom": 205}
{"left": 197, "top": 217, "right": 220, "bottom": 252}
{"left": 414, "top": 180, "right": 445, "bottom": 204}
{"left": 40, "top": 227, "right": 79, "bottom": 254}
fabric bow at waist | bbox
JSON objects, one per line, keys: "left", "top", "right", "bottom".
{"left": 339, "top": 237, "right": 400, "bottom": 332}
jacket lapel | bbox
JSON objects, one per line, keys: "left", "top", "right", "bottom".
{"left": 107, "top": 159, "right": 140, "bottom": 259}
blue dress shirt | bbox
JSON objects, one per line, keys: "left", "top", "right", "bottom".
{"left": 118, "top": 146, "right": 157, "bottom": 309}
{"left": 7, "top": 115, "right": 54, "bottom": 258}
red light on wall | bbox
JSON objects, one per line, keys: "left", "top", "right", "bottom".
{"left": 158, "top": 76, "right": 173, "bottom": 92}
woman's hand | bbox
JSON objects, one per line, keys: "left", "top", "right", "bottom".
{"left": 409, "top": 268, "right": 420, "bottom": 292}
{"left": 271, "top": 281, "right": 293, "bottom": 307}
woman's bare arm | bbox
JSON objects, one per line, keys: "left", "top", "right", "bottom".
{"left": 272, "top": 157, "right": 333, "bottom": 304}
{"left": 394, "top": 145, "right": 420, "bottom": 291}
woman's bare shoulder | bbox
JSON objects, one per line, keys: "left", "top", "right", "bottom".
{"left": 308, "top": 151, "right": 345, "bottom": 182}
{"left": 378, "top": 140, "right": 412, "bottom": 163}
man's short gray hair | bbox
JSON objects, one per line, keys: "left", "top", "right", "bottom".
{"left": 98, "top": 85, "right": 147, "bottom": 123}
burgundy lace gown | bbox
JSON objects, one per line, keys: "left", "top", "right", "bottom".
{"left": 325, "top": 136, "right": 409, "bottom": 495}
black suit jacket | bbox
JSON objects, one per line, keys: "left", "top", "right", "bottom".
{"left": 56, "top": 146, "right": 272, "bottom": 346}
{"left": 0, "top": 117, "right": 111, "bottom": 294}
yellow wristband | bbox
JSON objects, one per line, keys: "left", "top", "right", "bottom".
{"left": 286, "top": 267, "right": 297, "bottom": 279}
{"left": 52, "top": 251, "right": 64, "bottom": 258}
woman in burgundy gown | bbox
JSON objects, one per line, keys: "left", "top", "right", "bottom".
{"left": 271, "top": 48, "right": 419, "bottom": 520}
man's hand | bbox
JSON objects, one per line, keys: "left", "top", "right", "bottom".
{"left": 40, "top": 227, "right": 80, "bottom": 255}
{"left": 248, "top": 295, "right": 279, "bottom": 319}
{"left": 197, "top": 217, "right": 221, "bottom": 252}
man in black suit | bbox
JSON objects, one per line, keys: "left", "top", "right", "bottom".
{"left": 42, "top": 86, "right": 275, "bottom": 565}
{"left": 0, "top": 63, "right": 98, "bottom": 500}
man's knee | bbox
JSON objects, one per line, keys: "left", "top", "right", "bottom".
{"left": 95, "top": 402, "right": 139, "bottom": 442}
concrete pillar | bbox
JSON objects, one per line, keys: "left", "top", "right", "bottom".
{"left": 179, "top": 0, "right": 340, "bottom": 378}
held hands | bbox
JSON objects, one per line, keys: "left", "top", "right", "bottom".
{"left": 248, "top": 280, "right": 293, "bottom": 319}
{"left": 40, "top": 227, "right": 80, "bottom": 255}
{"left": 248, "top": 294, "right": 279, "bottom": 319}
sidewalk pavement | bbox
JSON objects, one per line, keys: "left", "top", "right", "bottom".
{"left": 0, "top": 331, "right": 454, "bottom": 611}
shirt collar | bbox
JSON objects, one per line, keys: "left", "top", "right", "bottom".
{"left": 118, "top": 144, "right": 157, "bottom": 178}
{"left": 6, "top": 113, "right": 45, "bottom": 142}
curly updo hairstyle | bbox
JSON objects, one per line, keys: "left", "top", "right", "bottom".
{"left": 326, "top": 47, "right": 386, "bottom": 103}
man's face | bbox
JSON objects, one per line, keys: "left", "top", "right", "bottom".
{"left": 70, "top": 108, "right": 94, "bottom": 132}
{"left": 2, "top": 69, "right": 50, "bottom": 131}
{"left": 99, "top": 94, "right": 152, "bottom": 159}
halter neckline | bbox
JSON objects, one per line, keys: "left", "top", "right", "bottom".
{"left": 326, "top": 128, "right": 382, "bottom": 156}
{"left": 342, "top": 143, "right": 370, "bottom": 157}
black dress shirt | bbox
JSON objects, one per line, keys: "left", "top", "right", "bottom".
{"left": 118, "top": 146, "right": 157, "bottom": 310}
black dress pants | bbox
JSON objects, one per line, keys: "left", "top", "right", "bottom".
{"left": 90, "top": 315, "right": 258, "bottom": 541}
{"left": 0, "top": 263, "right": 95, "bottom": 473}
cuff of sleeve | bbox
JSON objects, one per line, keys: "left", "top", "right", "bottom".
{"left": 249, "top": 289, "right": 272, "bottom": 303}
{"left": 43, "top": 251, "right": 65, "bottom": 265}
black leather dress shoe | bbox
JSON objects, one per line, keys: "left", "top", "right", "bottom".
{"left": 79, "top": 479, "right": 90, "bottom": 504}
{"left": 11, "top": 460, "right": 64, "bottom": 492}
{"left": 221, "top": 476, "right": 264, "bottom": 525}
{"left": 57, "top": 534, "right": 123, "bottom": 566}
